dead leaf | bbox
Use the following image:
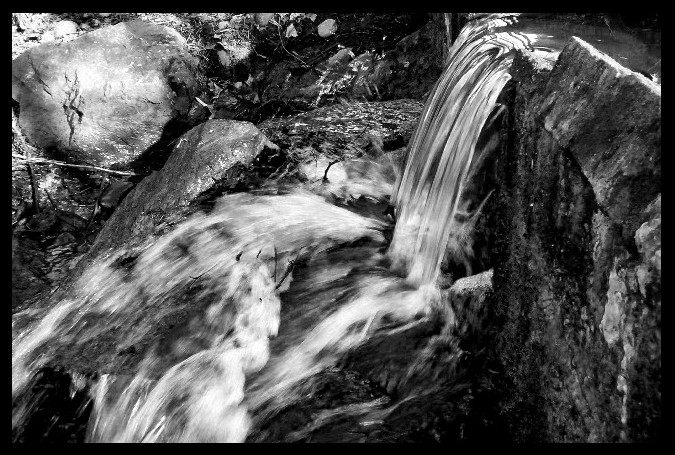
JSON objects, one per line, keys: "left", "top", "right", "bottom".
{"left": 285, "top": 24, "right": 298, "bottom": 38}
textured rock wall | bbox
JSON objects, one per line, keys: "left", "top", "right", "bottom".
{"left": 488, "top": 38, "right": 660, "bottom": 442}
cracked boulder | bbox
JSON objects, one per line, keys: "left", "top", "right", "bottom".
{"left": 12, "top": 20, "right": 203, "bottom": 170}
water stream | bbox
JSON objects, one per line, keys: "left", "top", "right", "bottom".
{"left": 12, "top": 13, "right": 648, "bottom": 442}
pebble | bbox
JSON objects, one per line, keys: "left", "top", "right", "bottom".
{"left": 53, "top": 231, "right": 76, "bottom": 246}
{"left": 318, "top": 19, "right": 337, "bottom": 38}
{"left": 53, "top": 20, "right": 79, "bottom": 38}
{"left": 254, "top": 13, "right": 274, "bottom": 27}
{"left": 217, "top": 49, "right": 231, "bottom": 67}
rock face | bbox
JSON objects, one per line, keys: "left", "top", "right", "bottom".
{"left": 533, "top": 37, "right": 661, "bottom": 242}
{"left": 84, "top": 120, "right": 272, "bottom": 260}
{"left": 487, "top": 38, "right": 661, "bottom": 442}
{"left": 12, "top": 20, "right": 203, "bottom": 170}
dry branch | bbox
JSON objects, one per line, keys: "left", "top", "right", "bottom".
{"left": 12, "top": 154, "right": 145, "bottom": 177}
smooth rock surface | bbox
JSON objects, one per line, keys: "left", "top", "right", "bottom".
{"left": 12, "top": 20, "right": 202, "bottom": 169}
{"left": 52, "top": 20, "right": 78, "bottom": 38}
{"left": 317, "top": 19, "right": 337, "bottom": 38}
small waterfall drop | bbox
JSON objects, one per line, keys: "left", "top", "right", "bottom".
{"left": 388, "top": 13, "right": 533, "bottom": 285}
{"left": 12, "top": 13, "right": 538, "bottom": 443}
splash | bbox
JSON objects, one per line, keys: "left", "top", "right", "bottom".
{"left": 12, "top": 190, "right": 386, "bottom": 442}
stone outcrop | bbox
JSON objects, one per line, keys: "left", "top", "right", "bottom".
{"left": 12, "top": 20, "right": 205, "bottom": 170}
{"left": 83, "top": 120, "right": 272, "bottom": 260}
{"left": 487, "top": 37, "right": 661, "bottom": 442}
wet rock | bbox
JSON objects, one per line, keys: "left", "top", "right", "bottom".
{"left": 254, "top": 13, "right": 274, "bottom": 27}
{"left": 99, "top": 180, "right": 135, "bottom": 210}
{"left": 317, "top": 19, "right": 337, "bottom": 38}
{"left": 12, "top": 20, "right": 202, "bottom": 170}
{"left": 52, "top": 20, "right": 78, "bottom": 38}
{"left": 84, "top": 120, "right": 273, "bottom": 259}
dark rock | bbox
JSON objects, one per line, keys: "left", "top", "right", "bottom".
{"left": 12, "top": 20, "right": 202, "bottom": 170}
{"left": 487, "top": 37, "right": 661, "bottom": 442}
{"left": 84, "top": 120, "right": 272, "bottom": 259}
{"left": 12, "top": 233, "right": 49, "bottom": 309}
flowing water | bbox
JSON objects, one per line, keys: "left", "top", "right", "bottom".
{"left": 11, "top": 13, "right": 572, "bottom": 442}
{"left": 388, "top": 14, "right": 535, "bottom": 284}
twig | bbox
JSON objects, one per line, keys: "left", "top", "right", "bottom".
{"left": 12, "top": 153, "right": 145, "bottom": 177}
{"left": 189, "top": 263, "right": 218, "bottom": 281}
{"left": 86, "top": 173, "right": 107, "bottom": 230}
{"left": 323, "top": 159, "right": 341, "bottom": 182}
{"left": 274, "top": 251, "right": 303, "bottom": 290}
{"left": 273, "top": 246, "right": 278, "bottom": 283}
{"left": 274, "top": 22, "right": 309, "bottom": 68}
{"left": 23, "top": 148, "right": 40, "bottom": 214}
{"left": 15, "top": 116, "right": 42, "bottom": 213}
{"left": 44, "top": 189, "right": 58, "bottom": 210}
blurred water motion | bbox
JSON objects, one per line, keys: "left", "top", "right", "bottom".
{"left": 12, "top": 14, "right": 547, "bottom": 442}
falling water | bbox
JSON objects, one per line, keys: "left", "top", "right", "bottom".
{"left": 389, "top": 13, "right": 534, "bottom": 285}
{"left": 12, "top": 14, "right": 537, "bottom": 443}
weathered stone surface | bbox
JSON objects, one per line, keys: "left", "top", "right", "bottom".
{"left": 487, "top": 38, "right": 661, "bottom": 442}
{"left": 85, "top": 120, "right": 271, "bottom": 259}
{"left": 12, "top": 20, "right": 202, "bottom": 169}
{"left": 533, "top": 37, "right": 661, "bottom": 242}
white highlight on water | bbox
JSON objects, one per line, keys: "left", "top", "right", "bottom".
{"left": 12, "top": 14, "right": 536, "bottom": 443}
{"left": 389, "top": 13, "right": 533, "bottom": 285}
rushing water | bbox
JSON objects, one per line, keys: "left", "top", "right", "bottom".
{"left": 12, "top": 14, "right": 549, "bottom": 442}
{"left": 388, "top": 14, "right": 537, "bottom": 285}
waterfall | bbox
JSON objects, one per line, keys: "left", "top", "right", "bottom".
{"left": 388, "top": 13, "right": 533, "bottom": 285}
{"left": 12, "top": 14, "right": 539, "bottom": 443}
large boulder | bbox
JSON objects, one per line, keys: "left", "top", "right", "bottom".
{"left": 84, "top": 120, "right": 273, "bottom": 259}
{"left": 12, "top": 20, "right": 204, "bottom": 170}
{"left": 487, "top": 38, "right": 661, "bottom": 442}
